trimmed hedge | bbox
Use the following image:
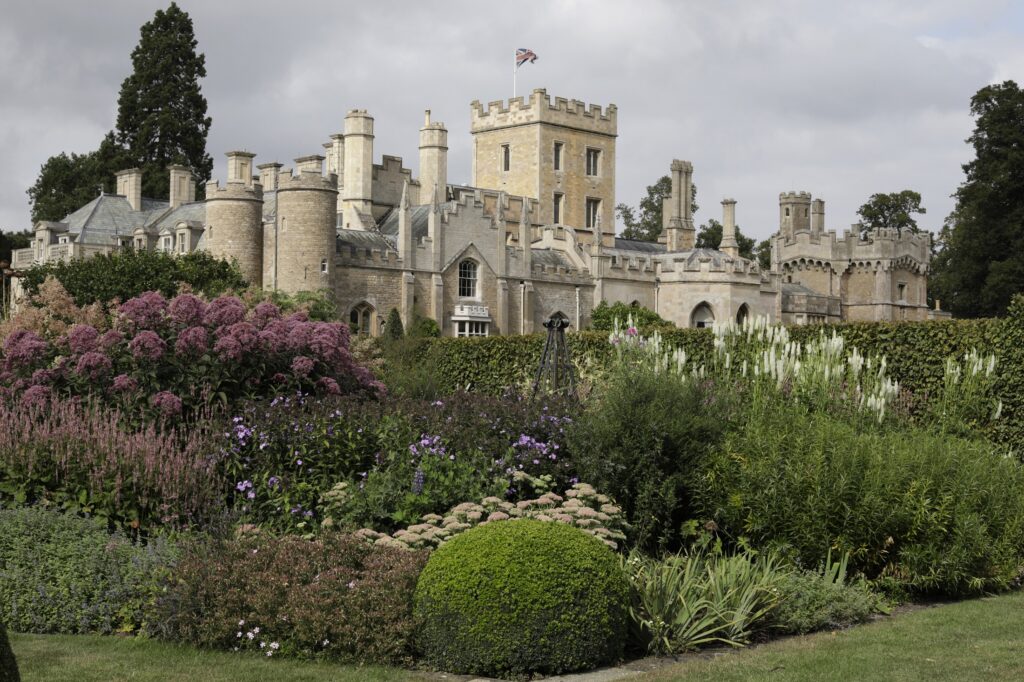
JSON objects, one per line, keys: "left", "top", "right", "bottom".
{"left": 383, "top": 298, "right": 1024, "bottom": 448}
{"left": 414, "top": 519, "right": 629, "bottom": 678}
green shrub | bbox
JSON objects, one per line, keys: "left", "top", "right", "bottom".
{"left": 0, "top": 621, "right": 19, "bottom": 682}
{"left": 414, "top": 519, "right": 629, "bottom": 678}
{"left": 692, "top": 404, "right": 1024, "bottom": 596}
{"left": 623, "top": 544, "right": 785, "bottom": 655}
{"left": 590, "top": 301, "right": 675, "bottom": 332}
{"left": 569, "top": 365, "right": 725, "bottom": 551}
{"left": 157, "top": 533, "right": 427, "bottom": 664}
{"left": 774, "top": 570, "right": 884, "bottom": 635}
{"left": 408, "top": 316, "right": 441, "bottom": 338}
{"left": 0, "top": 508, "right": 177, "bottom": 634}
{"left": 384, "top": 308, "right": 404, "bottom": 341}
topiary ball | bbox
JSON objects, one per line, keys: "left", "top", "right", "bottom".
{"left": 0, "top": 621, "right": 20, "bottom": 682}
{"left": 414, "top": 518, "right": 629, "bottom": 678}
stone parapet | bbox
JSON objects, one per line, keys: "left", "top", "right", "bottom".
{"left": 470, "top": 88, "right": 617, "bottom": 136}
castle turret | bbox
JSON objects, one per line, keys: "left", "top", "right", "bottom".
{"left": 720, "top": 198, "right": 739, "bottom": 258}
{"left": 116, "top": 168, "right": 143, "bottom": 211}
{"left": 168, "top": 165, "right": 195, "bottom": 209}
{"left": 780, "top": 191, "right": 812, "bottom": 238}
{"left": 257, "top": 162, "right": 282, "bottom": 191}
{"left": 272, "top": 156, "right": 338, "bottom": 293}
{"left": 419, "top": 110, "right": 448, "bottom": 206}
{"left": 206, "top": 152, "right": 264, "bottom": 286}
{"left": 342, "top": 110, "right": 374, "bottom": 225}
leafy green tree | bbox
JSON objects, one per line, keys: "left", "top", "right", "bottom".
{"left": 616, "top": 177, "right": 698, "bottom": 242}
{"left": 19, "top": 249, "right": 246, "bottom": 306}
{"left": 694, "top": 218, "right": 757, "bottom": 260}
{"left": 755, "top": 239, "right": 772, "bottom": 271}
{"left": 114, "top": 2, "right": 213, "bottom": 201}
{"left": 409, "top": 315, "right": 441, "bottom": 338}
{"left": 0, "top": 229, "right": 31, "bottom": 265}
{"left": 856, "top": 190, "right": 926, "bottom": 237}
{"left": 26, "top": 3, "right": 212, "bottom": 221}
{"left": 589, "top": 300, "right": 674, "bottom": 332}
{"left": 931, "top": 81, "right": 1024, "bottom": 318}
{"left": 384, "top": 308, "right": 405, "bottom": 341}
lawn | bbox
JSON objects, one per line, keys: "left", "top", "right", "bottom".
{"left": 642, "top": 590, "right": 1024, "bottom": 681}
{"left": 7, "top": 633, "right": 422, "bottom": 682}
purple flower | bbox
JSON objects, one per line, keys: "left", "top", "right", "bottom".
{"left": 316, "top": 377, "right": 340, "bottom": 395}
{"left": 129, "top": 331, "right": 166, "bottom": 361}
{"left": 308, "top": 323, "right": 347, "bottom": 366}
{"left": 175, "top": 326, "right": 209, "bottom": 357}
{"left": 247, "top": 490, "right": 256, "bottom": 500}
{"left": 30, "top": 368, "right": 55, "bottom": 385}
{"left": 75, "top": 351, "right": 112, "bottom": 380}
{"left": 111, "top": 374, "right": 139, "bottom": 393}
{"left": 20, "top": 384, "right": 51, "bottom": 409}
{"left": 221, "top": 322, "right": 258, "bottom": 352}
{"left": 627, "top": 326, "right": 638, "bottom": 337}
{"left": 236, "top": 480, "right": 253, "bottom": 492}
{"left": 258, "top": 323, "right": 288, "bottom": 353}
{"left": 168, "top": 293, "right": 207, "bottom": 327}
{"left": 203, "top": 296, "right": 247, "bottom": 328}
{"left": 150, "top": 390, "right": 183, "bottom": 418}
{"left": 291, "top": 356, "right": 315, "bottom": 377}
{"left": 214, "top": 335, "right": 243, "bottom": 361}
{"left": 2, "top": 330, "right": 48, "bottom": 371}
{"left": 267, "top": 476, "right": 281, "bottom": 489}
{"left": 66, "top": 324, "right": 100, "bottom": 354}
{"left": 99, "top": 329, "right": 124, "bottom": 351}
{"left": 118, "top": 292, "right": 168, "bottom": 330}
{"left": 252, "top": 301, "right": 281, "bottom": 328}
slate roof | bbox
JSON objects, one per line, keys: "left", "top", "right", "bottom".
{"left": 377, "top": 204, "right": 432, "bottom": 243}
{"left": 336, "top": 229, "right": 395, "bottom": 252}
{"left": 60, "top": 195, "right": 170, "bottom": 243}
{"left": 532, "top": 248, "right": 575, "bottom": 270}
{"left": 613, "top": 237, "right": 666, "bottom": 254}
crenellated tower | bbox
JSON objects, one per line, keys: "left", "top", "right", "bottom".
{"left": 205, "top": 151, "right": 264, "bottom": 286}
{"left": 470, "top": 88, "right": 617, "bottom": 248}
{"left": 269, "top": 156, "right": 338, "bottom": 294}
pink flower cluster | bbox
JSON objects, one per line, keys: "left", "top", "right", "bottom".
{"left": 0, "top": 291, "right": 383, "bottom": 417}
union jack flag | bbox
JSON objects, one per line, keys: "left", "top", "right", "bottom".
{"left": 516, "top": 48, "right": 538, "bottom": 68}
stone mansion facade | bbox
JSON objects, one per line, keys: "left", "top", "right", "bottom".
{"left": 11, "top": 88, "right": 946, "bottom": 335}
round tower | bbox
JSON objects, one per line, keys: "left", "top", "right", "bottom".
{"left": 779, "top": 191, "right": 812, "bottom": 238}
{"left": 419, "top": 110, "right": 448, "bottom": 204}
{"left": 205, "top": 151, "right": 264, "bottom": 286}
{"left": 273, "top": 155, "right": 338, "bottom": 294}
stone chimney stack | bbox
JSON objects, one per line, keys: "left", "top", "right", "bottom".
{"left": 226, "top": 151, "right": 256, "bottom": 187}
{"left": 720, "top": 198, "right": 739, "bottom": 258}
{"left": 116, "top": 168, "right": 143, "bottom": 211}
{"left": 168, "top": 165, "right": 195, "bottom": 209}
{"left": 811, "top": 198, "right": 825, "bottom": 236}
{"left": 419, "top": 110, "right": 448, "bottom": 206}
{"left": 343, "top": 109, "right": 374, "bottom": 213}
{"left": 295, "top": 155, "right": 325, "bottom": 175}
{"left": 257, "top": 162, "right": 282, "bottom": 192}
{"left": 663, "top": 160, "right": 695, "bottom": 251}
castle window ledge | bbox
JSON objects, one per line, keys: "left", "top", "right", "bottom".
{"left": 452, "top": 304, "right": 491, "bottom": 321}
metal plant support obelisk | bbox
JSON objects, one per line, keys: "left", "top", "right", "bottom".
{"left": 532, "top": 315, "right": 576, "bottom": 397}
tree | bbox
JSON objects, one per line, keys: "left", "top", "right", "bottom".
{"left": 617, "top": 177, "right": 698, "bottom": 242}
{"left": 384, "top": 308, "right": 405, "bottom": 341}
{"left": 856, "top": 191, "right": 926, "bottom": 238}
{"left": 755, "top": 239, "right": 772, "bottom": 271}
{"left": 694, "top": 218, "right": 758, "bottom": 260}
{"left": 0, "top": 229, "right": 31, "bottom": 265}
{"left": 26, "top": 3, "right": 212, "bottom": 221}
{"left": 589, "top": 300, "right": 674, "bottom": 331}
{"left": 114, "top": 2, "right": 212, "bottom": 201}
{"left": 931, "top": 81, "right": 1024, "bottom": 318}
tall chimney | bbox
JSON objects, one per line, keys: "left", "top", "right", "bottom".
{"left": 167, "top": 165, "right": 195, "bottom": 209}
{"left": 720, "top": 198, "right": 739, "bottom": 258}
{"left": 419, "top": 110, "right": 448, "bottom": 207}
{"left": 811, "top": 198, "right": 825, "bottom": 235}
{"left": 257, "top": 162, "right": 283, "bottom": 192}
{"left": 343, "top": 110, "right": 374, "bottom": 213}
{"left": 115, "top": 168, "right": 143, "bottom": 211}
{"left": 226, "top": 151, "right": 256, "bottom": 187}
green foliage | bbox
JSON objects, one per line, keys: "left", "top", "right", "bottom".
{"left": 0, "top": 230, "right": 30, "bottom": 266}
{"left": 755, "top": 238, "right": 771, "bottom": 270}
{"left": 0, "top": 508, "right": 177, "bottom": 635}
{"left": 589, "top": 300, "right": 675, "bottom": 332}
{"left": 568, "top": 366, "right": 725, "bottom": 551}
{"left": 18, "top": 249, "right": 246, "bottom": 306}
{"left": 408, "top": 315, "right": 440, "bottom": 338}
{"left": 414, "top": 519, "right": 629, "bottom": 677}
{"left": 856, "top": 190, "right": 926, "bottom": 237}
{"left": 931, "top": 81, "right": 1024, "bottom": 318}
{"left": 26, "top": 134, "right": 124, "bottom": 224}
{"left": 691, "top": 403, "right": 1024, "bottom": 596}
{"left": 383, "top": 308, "right": 404, "bottom": 342}
{"left": 695, "top": 218, "right": 758, "bottom": 260}
{"left": 774, "top": 563, "right": 885, "bottom": 635}
{"left": 250, "top": 289, "right": 339, "bottom": 321}
{"left": 617, "top": 177, "right": 697, "bottom": 242}
{"left": 0, "top": 621, "right": 18, "bottom": 682}
{"left": 157, "top": 533, "right": 427, "bottom": 664}
{"left": 623, "top": 544, "right": 785, "bottom": 654}
{"left": 114, "top": 2, "right": 213, "bottom": 201}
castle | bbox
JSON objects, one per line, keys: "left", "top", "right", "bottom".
{"left": 10, "top": 88, "right": 947, "bottom": 334}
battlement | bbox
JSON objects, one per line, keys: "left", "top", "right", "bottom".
{"left": 657, "top": 252, "right": 762, "bottom": 278}
{"left": 336, "top": 241, "right": 401, "bottom": 268}
{"left": 276, "top": 165, "right": 338, "bottom": 193}
{"left": 204, "top": 179, "right": 263, "bottom": 201}
{"left": 470, "top": 88, "right": 617, "bottom": 136}
{"left": 780, "top": 191, "right": 812, "bottom": 201}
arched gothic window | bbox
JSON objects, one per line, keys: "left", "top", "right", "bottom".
{"left": 691, "top": 302, "right": 715, "bottom": 329}
{"left": 736, "top": 304, "right": 750, "bottom": 324}
{"left": 458, "top": 259, "right": 478, "bottom": 298}
{"left": 349, "top": 302, "right": 376, "bottom": 336}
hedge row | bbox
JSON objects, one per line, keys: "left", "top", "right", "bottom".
{"left": 383, "top": 297, "right": 1023, "bottom": 448}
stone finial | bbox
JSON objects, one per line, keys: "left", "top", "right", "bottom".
{"left": 399, "top": 179, "right": 409, "bottom": 210}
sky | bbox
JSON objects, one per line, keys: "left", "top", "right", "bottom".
{"left": 1, "top": 0, "right": 1023, "bottom": 242}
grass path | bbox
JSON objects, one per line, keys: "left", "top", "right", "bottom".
{"left": 641, "top": 591, "right": 1024, "bottom": 681}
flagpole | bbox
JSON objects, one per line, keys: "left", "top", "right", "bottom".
{"left": 513, "top": 50, "right": 517, "bottom": 98}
